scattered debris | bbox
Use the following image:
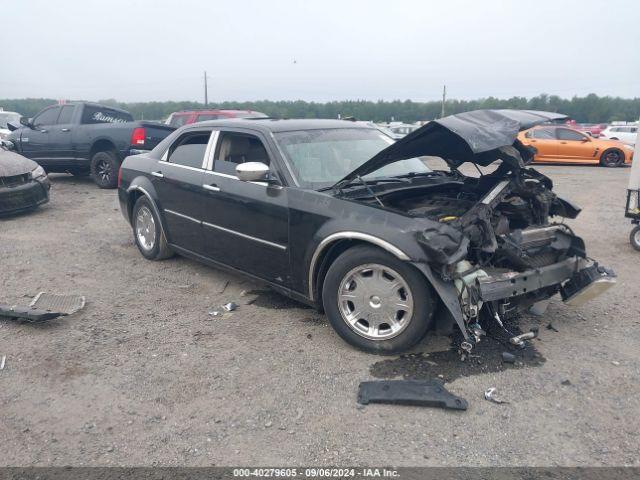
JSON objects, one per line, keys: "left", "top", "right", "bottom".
{"left": 612, "top": 361, "right": 620, "bottom": 366}
{"left": 0, "top": 304, "right": 63, "bottom": 323}
{"left": 264, "top": 421, "right": 273, "bottom": 428}
{"left": 484, "top": 387, "right": 508, "bottom": 404}
{"left": 509, "top": 327, "right": 539, "bottom": 347}
{"left": 501, "top": 352, "right": 516, "bottom": 364}
{"left": 0, "top": 355, "right": 5, "bottom": 370}
{"left": 30, "top": 292, "right": 85, "bottom": 315}
{"left": 222, "top": 302, "right": 238, "bottom": 312}
{"left": 208, "top": 310, "right": 221, "bottom": 317}
{"left": 357, "top": 379, "right": 467, "bottom": 411}
{"left": 546, "top": 323, "right": 559, "bottom": 332}
{"left": 561, "top": 379, "right": 572, "bottom": 386}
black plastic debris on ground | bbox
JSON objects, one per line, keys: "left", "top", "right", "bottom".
{"left": 0, "top": 304, "right": 63, "bottom": 323}
{"left": 358, "top": 379, "right": 468, "bottom": 410}
{"left": 370, "top": 315, "right": 546, "bottom": 383}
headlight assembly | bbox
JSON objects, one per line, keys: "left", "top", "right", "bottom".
{"left": 30, "top": 165, "right": 46, "bottom": 180}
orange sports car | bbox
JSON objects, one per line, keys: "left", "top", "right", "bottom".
{"left": 518, "top": 125, "right": 634, "bottom": 167}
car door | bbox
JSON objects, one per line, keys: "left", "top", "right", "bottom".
{"left": 525, "top": 127, "right": 558, "bottom": 161}
{"left": 20, "top": 106, "right": 61, "bottom": 163}
{"left": 199, "top": 129, "right": 290, "bottom": 285}
{"left": 47, "top": 104, "right": 76, "bottom": 161}
{"left": 556, "top": 128, "right": 599, "bottom": 162}
{"left": 151, "top": 128, "right": 214, "bottom": 255}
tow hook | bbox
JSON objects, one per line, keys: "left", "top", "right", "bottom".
{"left": 509, "top": 327, "right": 539, "bottom": 348}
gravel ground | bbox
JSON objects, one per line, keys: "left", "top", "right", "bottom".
{"left": 1, "top": 165, "right": 638, "bottom": 467}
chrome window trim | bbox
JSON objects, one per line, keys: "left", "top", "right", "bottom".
{"left": 204, "top": 130, "right": 220, "bottom": 170}
{"left": 158, "top": 160, "right": 205, "bottom": 173}
{"left": 202, "top": 221, "right": 287, "bottom": 251}
{"left": 164, "top": 208, "right": 201, "bottom": 224}
{"left": 307, "top": 232, "right": 410, "bottom": 301}
{"left": 204, "top": 170, "right": 238, "bottom": 180}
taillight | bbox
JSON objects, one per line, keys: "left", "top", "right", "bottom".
{"left": 131, "top": 127, "right": 146, "bottom": 146}
{"left": 117, "top": 165, "right": 123, "bottom": 187}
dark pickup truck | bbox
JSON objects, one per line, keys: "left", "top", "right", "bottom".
{"left": 6, "top": 102, "right": 174, "bottom": 188}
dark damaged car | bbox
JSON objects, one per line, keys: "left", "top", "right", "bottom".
{"left": 117, "top": 110, "right": 616, "bottom": 354}
{"left": 1, "top": 142, "right": 50, "bottom": 216}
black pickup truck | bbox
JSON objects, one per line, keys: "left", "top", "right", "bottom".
{"left": 6, "top": 102, "right": 174, "bottom": 188}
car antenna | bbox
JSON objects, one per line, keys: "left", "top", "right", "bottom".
{"left": 356, "top": 175, "right": 384, "bottom": 207}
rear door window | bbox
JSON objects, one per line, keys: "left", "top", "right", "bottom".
{"left": 557, "top": 128, "right": 586, "bottom": 141}
{"left": 166, "top": 131, "right": 211, "bottom": 169}
{"left": 531, "top": 128, "right": 556, "bottom": 139}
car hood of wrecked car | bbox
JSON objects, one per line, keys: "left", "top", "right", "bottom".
{"left": 332, "top": 109, "right": 567, "bottom": 188}
{"left": 0, "top": 147, "right": 39, "bottom": 177}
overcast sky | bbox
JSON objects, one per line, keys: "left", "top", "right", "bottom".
{"left": 2, "top": 0, "right": 639, "bottom": 103}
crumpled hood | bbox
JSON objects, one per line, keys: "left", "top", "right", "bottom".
{"left": 0, "top": 147, "right": 39, "bottom": 177}
{"left": 334, "top": 109, "right": 567, "bottom": 187}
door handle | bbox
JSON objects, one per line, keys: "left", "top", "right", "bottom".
{"left": 203, "top": 183, "right": 221, "bottom": 192}
{"left": 560, "top": 141, "right": 568, "bottom": 144}
{"left": 150, "top": 171, "right": 164, "bottom": 178}
{"left": 39, "top": 129, "right": 48, "bottom": 133}
{"left": 61, "top": 128, "right": 70, "bottom": 132}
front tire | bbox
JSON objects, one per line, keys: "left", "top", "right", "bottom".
{"left": 322, "top": 245, "right": 436, "bottom": 354}
{"left": 132, "top": 197, "right": 173, "bottom": 260}
{"left": 90, "top": 150, "right": 120, "bottom": 188}
{"left": 631, "top": 225, "right": 640, "bottom": 252}
{"left": 600, "top": 148, "right": 624, "bottom": 167}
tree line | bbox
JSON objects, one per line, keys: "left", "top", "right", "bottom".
{"left": 2, "top": 94, "right": 639, "bottom": 123}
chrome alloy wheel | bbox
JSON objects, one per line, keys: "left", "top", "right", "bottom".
{"left": 135, "top": 205, "right": 156, "bottom": 251}
{"left": 337, "top": 263, "right": 414, "bottom": 340}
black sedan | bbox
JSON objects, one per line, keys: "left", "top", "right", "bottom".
{"left": 118, "top": 111, "right": 615, "bottom": 354}
{"left": 0, "top": 143, "right": 50, "bottom": 216}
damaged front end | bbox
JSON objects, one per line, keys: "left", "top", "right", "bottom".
{"left": 334, "top": 110, "right": 617, "bottom": 345}
{"left": 413, "top": 166, "right": 616, "bottom": 344}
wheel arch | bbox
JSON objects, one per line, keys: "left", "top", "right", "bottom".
{"left": 90, "top": 138, "right": 118, "bottom": 159}
{"left": 126, "top": 183, "right": 168, "bottom": 242}
{"left": 309, "top": 232, "right": 411, "bottom": 304}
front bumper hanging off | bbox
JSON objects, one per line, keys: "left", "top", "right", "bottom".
{"left": 476, "top": 257, "right": 616, "bottom": 307}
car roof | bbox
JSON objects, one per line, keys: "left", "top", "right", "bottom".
{"left": 190, "top": 118, "right": 375, "bottom": 133}
{"left": 174, "top": 109, "right": 260, "bottom": 115}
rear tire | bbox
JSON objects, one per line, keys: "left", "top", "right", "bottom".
{"left": 321, "top": 245, "right": 436, "bottom": 354}
{"left": 132, "top": 196, "right": 173, "bottom": 260}
{"left": 600, "top": 148, "right": 624, "bottom": 167}
{"left": 631, "top": 225, "right": 640, "bottom": 252}
{"left": 90, "top": 150, "right": 120, "bottom": 188}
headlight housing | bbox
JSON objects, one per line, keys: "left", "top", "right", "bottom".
{"left": 30, "top": 165, "right": 46, "bottom": 180}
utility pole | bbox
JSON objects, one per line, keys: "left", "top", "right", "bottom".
{"left": 440, "top": 84, "right": 446, "bottom": 118}
{"left": 204, "top": 71, "right": 209, "bottom": 107}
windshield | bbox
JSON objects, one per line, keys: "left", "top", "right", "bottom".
{"left": 275, "top": 128, "right": 432, "bottom": 189}
{"left": 0, "top": 113, "right": 20, "bottom": 129}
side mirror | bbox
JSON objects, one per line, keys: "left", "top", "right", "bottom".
{"left": 581, "top": 136, "right": 590, "bottom": 142}
{"left": 236, "top": 162, "right": 270, "bottom": 182}
{"left": 20, "top": 117, "right": 34, "bottom": 129}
